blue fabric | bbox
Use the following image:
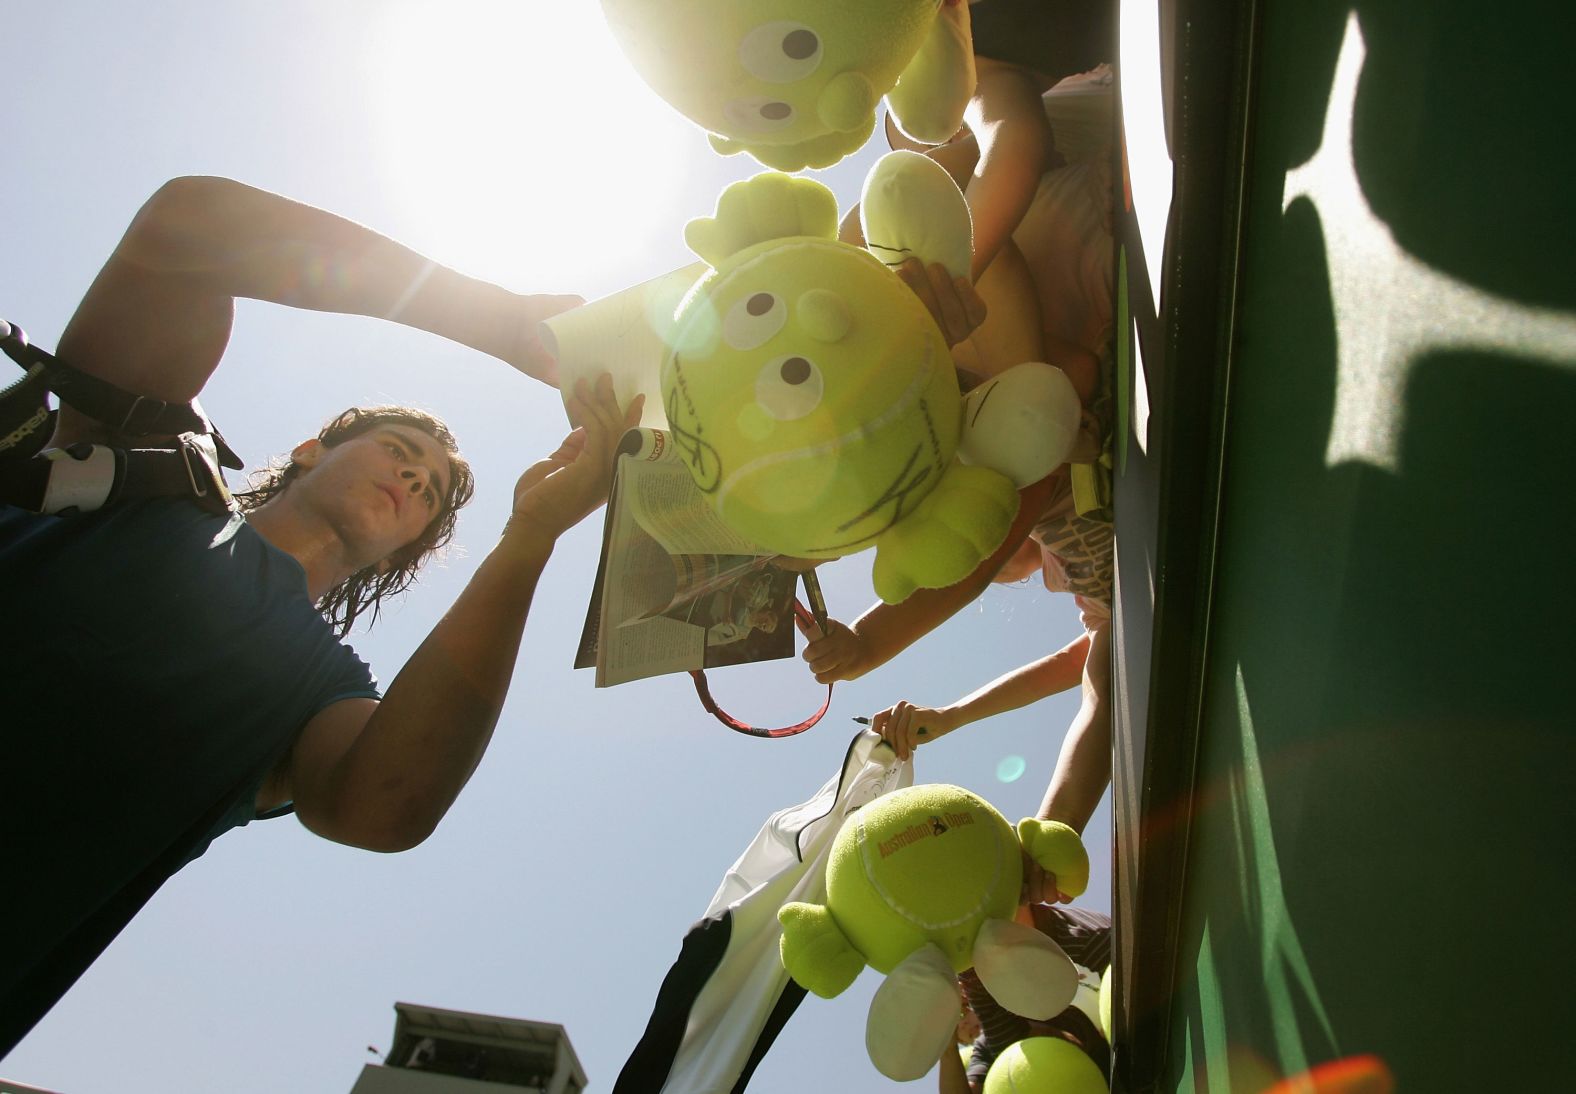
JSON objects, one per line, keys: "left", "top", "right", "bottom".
{"left": 0, "top": 497, "right": 379, "bottom": 1051}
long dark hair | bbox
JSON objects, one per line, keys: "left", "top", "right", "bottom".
{"left": 236, "top": 405, "right": 475, "bottom": 636}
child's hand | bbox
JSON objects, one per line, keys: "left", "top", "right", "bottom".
{"left": 798, "top": 617, "right": 874, "bottom": 683}
{"left": 1017, "top": 819, "right": 1089, "bottom": 906}
{"left": 1018, "top": 850, "right": 1072, "bottom": 909}
{"left": 508, "top": 374, "right": 642, "bottom": 541}
{"left": 896, "top": 258, "right": 987, "bottom": 348}
{"left": 870, "top": 700, "right": 957, "bottom": 760}
{"left": 507, "top": 292, "right": 587, "bottom": 387}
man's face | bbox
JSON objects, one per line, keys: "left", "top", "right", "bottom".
{"left": 291, "top": 424, "right": 453, "bottom": 570}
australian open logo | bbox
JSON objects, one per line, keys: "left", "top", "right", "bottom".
{"left": 877, "top": 809, "right": 976, "bottom": 858}
{"left": 0, "top": 405, "right": 48, "bottom": 453}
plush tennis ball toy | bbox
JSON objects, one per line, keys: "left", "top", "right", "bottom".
{"left": 984, "top": 1037, "right": 1108, "bottom": 1094}
{"left": 777, "top": 784, "right": 1090, "bottom": 1081}
{"left": 600, "top": 0, "right": 975, "bottom": 171}
{"left": 661, "top": 151, "right": 1080, "bottom": 603}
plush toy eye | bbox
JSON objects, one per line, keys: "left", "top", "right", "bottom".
{"left": 739, "top": 21, "right": 823, "bottom": 84}
{"left": 755, "top": 354, "right": 824, "bottom": 421}
{"left": 723, "top": 291, "right": 787, "bottom": 350}
{"left": 724, "top": 96, "right": 797, "bottom": 133}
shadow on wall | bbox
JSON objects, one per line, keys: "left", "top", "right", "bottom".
{"left": 1160, "top": 2, "right": 1576, "bottom": 1090}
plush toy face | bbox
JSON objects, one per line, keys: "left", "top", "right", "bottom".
{"left": 824, "top": 784, "right": 1021, "bottom": 974}
{"left": 601, "top": 0, "right": 936, "bottom": 170}
{"left": 661, "top": 238, "right": 959, "bottom": 559}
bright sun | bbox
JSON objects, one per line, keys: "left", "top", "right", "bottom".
{"left": 369, "top": 0, "right": 700, "bottom": 293}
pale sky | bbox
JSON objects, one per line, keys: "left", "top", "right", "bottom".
{"left": 2, "top": 3, "right": 1111, "bottom": 1091}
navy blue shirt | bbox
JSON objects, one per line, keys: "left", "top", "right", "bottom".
{"left": 0, "top": 498, "right": 379, "bottom": 1051}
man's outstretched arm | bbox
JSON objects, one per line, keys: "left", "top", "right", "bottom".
{"left": 268, "top": 376, "right": 639, "bottom": 851}
{"left": 53, "top": 176, "right": 576, "bottom": 443}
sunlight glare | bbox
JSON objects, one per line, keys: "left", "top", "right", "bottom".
{"left": 370, "top": 0, "right": 698, "bottom": 291}
{"left": 1118, "top": 2, "right": 1172, "bottom": 308}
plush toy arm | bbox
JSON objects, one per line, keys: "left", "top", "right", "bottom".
{"left": 958, "top": 362, "right": 1084, "bottom": 487}
{"left": 871, "top": 461, "right": 1019, "bottom": 604}
{"left": 684, "top": 172, "right": 841, "bottom": 268}
{"left": 864, "top": 943, "right": 963, "bottom": 1081}
{"left": 860, "top": 150, "right": 974, "bottom": 281}
{"left": 1017, "top": 817, "right": 1091, "bottom": 898}
{"left": 886, "top": 0, "right": 977, "bottom": 146}
{"left": 971, "top": 917, "right": 1080, "bottom": 1021}
{"left": 778, "top": 901, "right": 866, "bottom": 999}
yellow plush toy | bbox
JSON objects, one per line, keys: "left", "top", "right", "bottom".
{"left": 984, "top": 1037, "right": 1109, "bottom": 1094}
{"left": 660, "top": 151, "right": 1080, "bottom": 603}
{"left": 777, "top": 784, "right": 1090, "bottom": 1081}
{"left": 600, "top": 0, "right": 975, "bottom": 171}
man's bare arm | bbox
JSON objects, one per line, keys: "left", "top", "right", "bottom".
{"left": 54, "top": 176, "right": 574, "bottom": 443}
{"left": 265, "top": 378, "right": 638, "bottom": 851}
{"left": 277, "top": 519, "right": 554, "bottom": 851}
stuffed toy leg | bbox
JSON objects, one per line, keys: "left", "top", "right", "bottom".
{"left": 886, "top": 0, "right": 977, "bottom": 145}
{"left": 869, "top": 461, "right": 1021, "bottom": 604}
{"left": 865, "top": 943, "right": 965, "bottom": 1081}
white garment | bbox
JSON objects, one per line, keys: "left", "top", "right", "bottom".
{"left": 618, "top": 731, "right": 912, "bottom": 1094}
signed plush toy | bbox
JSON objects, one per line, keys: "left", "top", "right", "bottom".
{"left": 777, "top": 784, "right": 1090, "bottom": 1081}
{"left": 660, "top": 151, "right": 1079, "bottom": 603}
{"left": 600, "top": 0, "right": 975, "bottom": 171}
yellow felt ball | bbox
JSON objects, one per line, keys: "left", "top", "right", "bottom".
{"left": 662, "top": 190, "right": 959, "bottom": 561}
{"left": 822, "top": 785, "right": 1020, "bottom": 975}
{"left": 984, "top": 1037, "right": 1107, "bottom": 1094}
{"left": 601, "top": 0, "right": 945, "bottom": 171}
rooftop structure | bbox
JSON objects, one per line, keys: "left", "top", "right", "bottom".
{"left": 350, "top": 1003, "right": 586, "bottom": 1094}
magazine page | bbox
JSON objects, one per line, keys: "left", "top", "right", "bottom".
{"left": 539, "top": 261, "right": 706, "bottom": 432}
{"left": 615, "top": 429, "right": 767, "bottom": 557}
{"left": 630, "top": 555, "right": 798, "bottom": 673}
{"left": 576, "top": 430, "right": 798, "bottom": 687}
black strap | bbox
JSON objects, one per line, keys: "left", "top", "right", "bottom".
{"left": 1, "top": 321, "right": 241, "bottom": 515}
{"left": 0, "top": 328, "right": 55, "bottom": 462}
{"left": 1, "top": 320, "right": 241, "bottom": 470}
{"left": 0, "top": 437, "right": 234, "bottom": 516}
{"left": 689, "top": 573, "right": 834, "bottom": 739}
{"left": 118, "top": 437, "right": 234, "bottom": 514}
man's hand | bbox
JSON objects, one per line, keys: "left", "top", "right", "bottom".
{"left": 507, "top": 293, "right": 587, "bottom": 387}
{"left": 870, "top": 700, "right": 958, "bottom": 760}
{"left": 509, "top": 373, "right": 641, "bottom": 541}
{"left": 798, "top": 617, "right": 876, "bottom": 683}
{"left": 896, "top": 258, "right": 986, "bottom": 348}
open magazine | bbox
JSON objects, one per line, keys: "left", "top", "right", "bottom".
{"left": 576, "top": 427, "right": 803, "bottom": 687}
